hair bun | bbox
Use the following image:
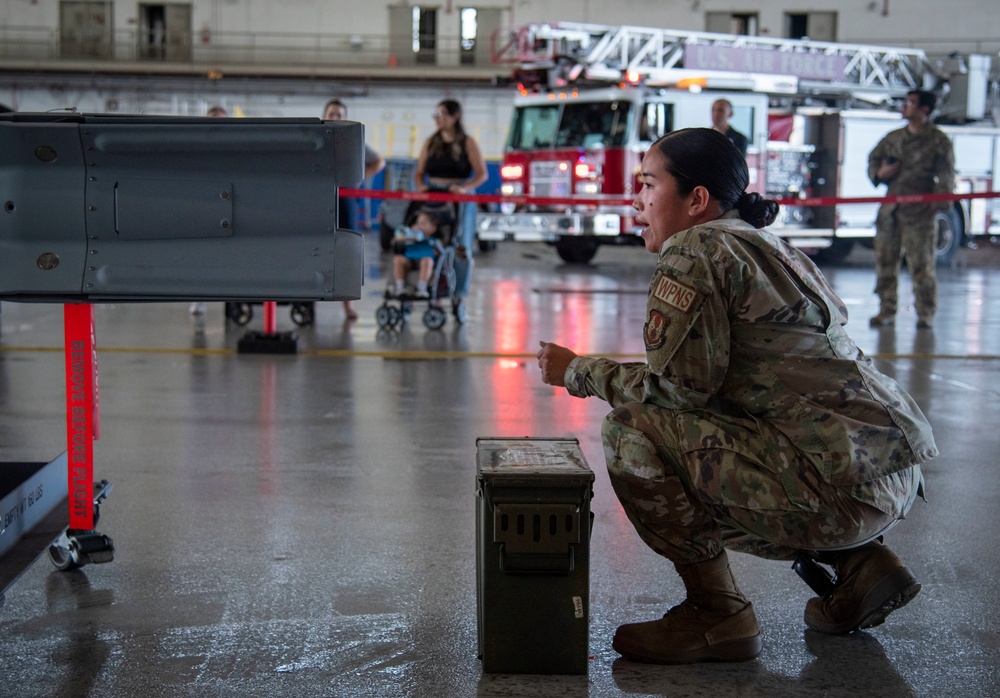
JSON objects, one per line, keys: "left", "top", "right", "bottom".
{"left": 736, "top": 192, "right": 780, "bottom": 228}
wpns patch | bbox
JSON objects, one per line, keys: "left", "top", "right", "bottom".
{"left": 644, "top": 309, "right": 670, "bottom": 350}
{"left": 652, "top": 274, "right": 698, "bottom": 312}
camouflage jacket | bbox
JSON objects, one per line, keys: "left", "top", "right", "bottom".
{"left": 868, "top": 122, "right": 955, "bottom": 219}
{"left": 565, "top": 214, "right": 937, "bottom": 507}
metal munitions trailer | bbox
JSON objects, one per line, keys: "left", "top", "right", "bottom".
{"left": 476, "top": 437, "right": 594, "bottom": 674}
{"left": 0, "top": 112, "right": 365, "bottom": 600}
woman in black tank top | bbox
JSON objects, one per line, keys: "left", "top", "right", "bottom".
{"left": 413, "top": 100, "right": 488, "bottom": 311}
{"left": 415, "top": 99, "right": 488, "bottom": 196}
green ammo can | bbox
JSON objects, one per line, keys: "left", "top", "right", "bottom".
{"left": 476, "top": 437, "right": 595, "bottom": 674}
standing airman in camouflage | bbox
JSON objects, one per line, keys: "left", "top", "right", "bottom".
{"left": 868, "top": 89, "right": 955, "bottom": 329}
{"left": 537, "top": 129, "right": 935, "bottom": 664}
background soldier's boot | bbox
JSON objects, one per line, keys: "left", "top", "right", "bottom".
{"left": 804, "top": 540, "right": 921, "bottom": 634}
{"left": 869, "top": 309, "right": 896, "bottom": 327}
{"left": 612, "top": 551, "right": 761, "bottom": 664}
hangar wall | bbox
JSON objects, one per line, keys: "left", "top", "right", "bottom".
{"left": 1, "top": 1, "right": 998, "bottom": 159}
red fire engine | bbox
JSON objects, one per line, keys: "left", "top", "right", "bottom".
{"left": 479, "top": 22, "right": 999, "bottom": 264}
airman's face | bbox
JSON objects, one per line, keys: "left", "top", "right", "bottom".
{"left": 901, "top": 94, "right": 923, "bottom": 120}
{"left": 711, "top": 100, "right": 732, "bottom": 128}
{"left": 633, "top": 148, "right": 694, "bottom": 253}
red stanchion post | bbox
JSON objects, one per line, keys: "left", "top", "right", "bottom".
{"left": 63, "top": 304, "right": 97, "bottom": 530}
{"left": 236, "top": 300, "right": 296, "bottom": 353}
{"left": 263, "top": 300, "right": 277, "bottom": 335}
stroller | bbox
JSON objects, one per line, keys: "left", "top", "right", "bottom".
{"left": 375, "top": 200, "right": 466, "bottom": 330}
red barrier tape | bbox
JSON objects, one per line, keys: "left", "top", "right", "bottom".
{"left": 339, "top": 187, "right": 619, "bottom": 207}
{"left": 340, "top": 187, "right": 1000, "bottom": 209}
{"left": 779, "top": 190, "right": 1000, "bottom": 207}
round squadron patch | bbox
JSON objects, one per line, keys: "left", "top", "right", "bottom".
{"left": 644, "top": 309, "right": 670, "bottom": 350}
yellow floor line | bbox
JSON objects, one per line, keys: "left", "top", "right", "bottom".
{"left": 1, "top": 345, "right": 998, "bottom": 361}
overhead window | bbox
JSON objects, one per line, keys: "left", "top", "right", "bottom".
{"left": 460, "top": 8, "right": 477, "bottom": 65}
{"left": 785, "top": 12, "right": 837, "bottom": 41}
{"left": 412, "top": 6, "right": 437, "bottom": 64}
{"left": 138, "top": 3, "right": 192, "bottom": 61}
{"left": 705, "top": 11, "right": 759, "bottom": 36}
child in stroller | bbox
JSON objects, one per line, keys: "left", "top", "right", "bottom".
{"left": 389, "top": 210, "right": 440, "bottom": 299}
{"left": 376, "top": 203, "right": 460, "bottom": 330}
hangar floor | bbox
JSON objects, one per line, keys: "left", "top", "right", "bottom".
{"left": 1, "top": 236, "right": 998, "bottom": 697}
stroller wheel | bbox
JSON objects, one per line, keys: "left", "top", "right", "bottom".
{"left": 387, "top": 305, "right": 403, "bottom": 327}
{"left": 226, "top": 301, "right": 253, "bottom": 325}
{"left": 423, "top": 306, "right": 447, "bottom": 330}
{"left": 375, "top": 304, "right": 394, "bottom": 328}
{"left": 290, "top": 302, "right": 315, "bottom": 326}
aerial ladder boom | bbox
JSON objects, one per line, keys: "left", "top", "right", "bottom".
{"left": 493, "top": 22, "right": 935, "bottom": 101}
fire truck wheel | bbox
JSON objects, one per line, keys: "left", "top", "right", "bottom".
{"left": 934, "top": 207, "right": 964, "bottom": 265}
{"left": 814, "top": 238, "right": 855, "bottom": 265}
{"left": 555, "top": 236, "right": 599, "bottom": 264}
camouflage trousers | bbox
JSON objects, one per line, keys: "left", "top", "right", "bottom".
{"left": 601, "top": 401, "right": 919, "bottom": 564}
{"left": 874, "top": 205, "right": 938, "bottom": 319}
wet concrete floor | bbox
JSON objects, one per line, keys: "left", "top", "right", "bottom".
{"left": 1, "top": 235, "right": 998, "bottom": 697}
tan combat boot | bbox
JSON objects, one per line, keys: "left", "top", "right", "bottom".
{"left": 869, "top": 310, "right": 896, "bottom": 327}
{"left": 804, "top": 540, "right": 921, "bottom": 634}
{"left": 612, "top": 551, "right": 762, "bottom": 664}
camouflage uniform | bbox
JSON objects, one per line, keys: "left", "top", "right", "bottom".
{"left": 564, "top": 214, "right": 935, "bottom": 564}
{"left": 867, "top": 123, "right": 955, "bottom": 320}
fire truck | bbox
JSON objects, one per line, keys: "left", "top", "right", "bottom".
{"left": 478, "top": 22, "right": 1000, "bottom": 264}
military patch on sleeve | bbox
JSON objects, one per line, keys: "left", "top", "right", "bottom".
{"left": 644, "top": 309, "right": 670, "bottom": 350}
{"left": 652, "top": 273, "right": 698, "bottom": 313}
